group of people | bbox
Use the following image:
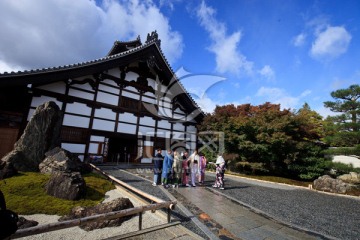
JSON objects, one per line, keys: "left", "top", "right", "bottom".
{"left": 152, "top": 149, "right": 207, "bottom": 188}
{"left": 152, "top": 148, "right": 226, "bottom": 190}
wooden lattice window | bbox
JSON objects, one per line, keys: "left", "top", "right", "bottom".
{"left": 120, "top": 97, "right": 139, "bottom": 110}
{"left": 61, "top": 126, "right": 89, "bottom": 143}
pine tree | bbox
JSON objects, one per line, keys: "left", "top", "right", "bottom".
{"left": 324, "top": 84, "right": 360, "bottom": 146}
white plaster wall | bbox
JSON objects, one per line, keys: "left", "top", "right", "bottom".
{"left": 90, "top": 135, "right": 105, "bottom": 142}
{"left": 30, "top": 96, "right": 62, "bottom": 109}
{"left": 107, "top": 68, "right": 121, "bottom": 79}
{"left": 63, "top": 114, "right": 90, "bottom": 128}
{"left": 71, "top": 82, "right": 94, "bottom": 91}
{"left": 27, "top": 109, "right": 35, "bottom": 121}
{"left": 173, "top": 113, "right": 185, "bottom": 121}
{"left": 157, "top": 119, "right": 171, "bottom": 129}
{"left": 95, "top": 108, "right": 116, "bottom": 120}
{"left": 156, "top": 131, "right": 168, "bottom": 138}
{"left": 158, "top": 107, "right": 172, "bottom": 118}
{"left": 147, "top": 78, "right": 156, "bottom": 89}
{"left": 186, "top": 133, "right": 198, "bottom": 142}
{"left": 119, "top": 112, "right": 137, "bottom": 124}
{"left": 122, "top": 89, "right": 140, "bottom": 100}
{"left": 186, "top": 115, "right": 198, "bottom": 123}
{"left": 174, "top": 108, "right": 185, "bottom": 114}
{"left": 98, "top": 83, "right": 120, "bottom": 94}
{"left": 66, "top": 102, "right": 91, "bottom": 116}
{"left": 96, "top": 91, "right": 119, "bottom": 106}
{"left": 37, "top": 82, "right": 66, "bottom": 94}
{"left": 138, "top": 126, "right": 155, "bottom": 136}
{"left": 187, "top": 125, "right": 197, "bottom": 132}
{"left": 89, "top": 143, "right": 101, "bottom": 154}
{"left": 142, "top": 96, "right": 156, "bottom": 104}
{"left": 68, "top": 88, "right": 94, "bottom": 100}
{"left": 190, "top": 142, "right": 196, "bottom": 151}
{"left": 126, "top": 71, "right": 139, "bottom": 81}
{"left": 139, "top": 116, "right": 155, "bottom": 126}
{"left": 172, "top": 131, "right": 185, "bottom": 140}
{"left": 144, "top": 141, "right": 154, "bottom": 146}
{"left": 61, "top": 143, "right": 86, "bottom": 154}
{"left": 118, "top": 122, "right": 136, "bottom": 134}
{"left": 93, "top": 119, "right": 115, "bottom": 131}
{"left": 173, "top": 122, "right": 185, "bottom": 131}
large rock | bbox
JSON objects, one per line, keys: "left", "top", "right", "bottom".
{"left": 17, "top": 217, "right": 38, "bottom": 229}
{"left": 337, "top": 172, "right": 360, "bottom": 184}
{"left": 0, "top": 101, "right": 63, "bottom": 178}
{"left": 59, "top": 198, "right": 134, "bottom": 231}
{"left": 45, "top": 171, "right": 86, "bottom": 200}
{"left": 313, "top": 175, "right": 351, "bottom": 194}
{"left": 39, "top": 147, "right": 91, "bottom": 174}
{"left": 0, "top": 161, "right": 17, "bottom": 179}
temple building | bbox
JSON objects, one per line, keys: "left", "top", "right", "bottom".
{"left": 0, "top": 32, "right": 204, "bottom": 163}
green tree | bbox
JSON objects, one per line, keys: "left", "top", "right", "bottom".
{"left": 198, "top": 103, "right": 328, "bottom": 179}
{"left": 324, "top": 84, "right": 360, "bottom": 146}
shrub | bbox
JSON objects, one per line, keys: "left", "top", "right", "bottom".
{"left": 324, "top": 145, "right": 360, "bottom": 156}
{"left": 234, "top": 161, "right": 269, "bottom": 175}
{"left": 324, "top": 161, "right": 360, "bottom": 177}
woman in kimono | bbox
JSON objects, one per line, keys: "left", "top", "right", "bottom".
{"left": 189, "top": 150, "right": 200, "bottom": 187}
{"left": 171, "top": 151, "right": 182, "bottom": 188}
{"left": 182, "top": 151, "right": 190, "bottom": 187}
{"left": 212, "top": 155, "right": 226, "bottom": 190}
{"left": 198, "top": 153, "right": 207, "bottom": 184}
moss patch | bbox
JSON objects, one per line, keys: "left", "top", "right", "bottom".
{"left": 0, "top": 172, "right": 115, "bottom": 216}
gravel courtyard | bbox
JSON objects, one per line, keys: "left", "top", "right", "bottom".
{"left": 105, "top": 166, "right": 360, "bottom": 240}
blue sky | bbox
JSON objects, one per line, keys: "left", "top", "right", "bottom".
{"left": 0, "top": 0, "right": 359, "bottom": 117}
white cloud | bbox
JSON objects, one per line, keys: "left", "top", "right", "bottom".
{"left": 259, "top": 65, "right": 275, "bottom": 80}
{"left": 0, "top": 60, "right": 22, "bottom": 73}
{"left": 300, "top": 89, "right": 311, "bottom": 98}
{"left": 178, "top": 67, "right": 226, "bottom": 113}
{"left": 310, "top": 25, "right": 351, "bottom": 60}
{"left": 0, "top": 0, "right": 183, "bottom": 72}
{"left": 315, "top": 106, "right": 339, "bottom": 118}
{"left": 196, "top": 1, "right": 253, "bottom": 75}
{"left": 293, "top": 33, "right": 306, "bottom": 47}
{"left": 255, "top": 87, "right": 311, "bottom": 110}
{"left": 196, "top": 94, "right": 218, "bottom": 113}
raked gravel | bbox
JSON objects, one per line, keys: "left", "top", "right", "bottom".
{"left": 106, "top": 166, "right": 360, "bottom": 240}
{"left": 206, "top": 172, "right": 360, "bottom": 240}
{"left": 103, "top": 167, "right": 210, "bottom": 239}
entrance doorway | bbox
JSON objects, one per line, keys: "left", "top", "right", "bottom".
{"left": 108, "top": 137, "right": 137, "bottom": 163}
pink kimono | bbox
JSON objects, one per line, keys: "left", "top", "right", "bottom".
{"left": 198, "top": 156, "right": 207, "bottom": 183}
{"left": 182, "top": 159, "right": 190, "bottom": 186}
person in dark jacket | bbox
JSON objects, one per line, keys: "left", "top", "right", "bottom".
{"left": 161, "top": 149, "right": 174, "bottom": 188}
{"left": 152, "top": 148, "right": 163, "bottom": 186}
{"left": 0, "top": 190, "right": 19, "bottom": 239}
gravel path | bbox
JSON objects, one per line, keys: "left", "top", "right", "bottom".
{"left": 103, "top": 167, "right": 211, "bottom": 239}
{"left": 101, "top": 166, "right": 360, "bottom": 240}
{"left": 206, "top": 172, "right": 360, "bottom": 240}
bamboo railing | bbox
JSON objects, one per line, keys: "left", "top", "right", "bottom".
{"left": 10, "top": 200, "right": 177, "bottom": 239}
{"left": 10, "top": 164, "right": 177, "bottom": 239}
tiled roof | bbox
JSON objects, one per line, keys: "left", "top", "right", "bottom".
{"left": 0, "top": 36, "right": 203, "bottom": 117}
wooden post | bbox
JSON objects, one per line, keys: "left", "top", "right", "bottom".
{"left": 90, "top": 164, "right": 165, "bottom": 203}
{"left": 11, "top": 201, "right": 176, "bottom": 239}
{"left": 167, "top": 208, "right": 171, "bottom": 223}
{"left": 139, "top": 212, "right": 143, "bottom": 230}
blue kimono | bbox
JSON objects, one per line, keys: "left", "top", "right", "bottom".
{"left": 161, "top": 153, "right": 174, "bottom": 184}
